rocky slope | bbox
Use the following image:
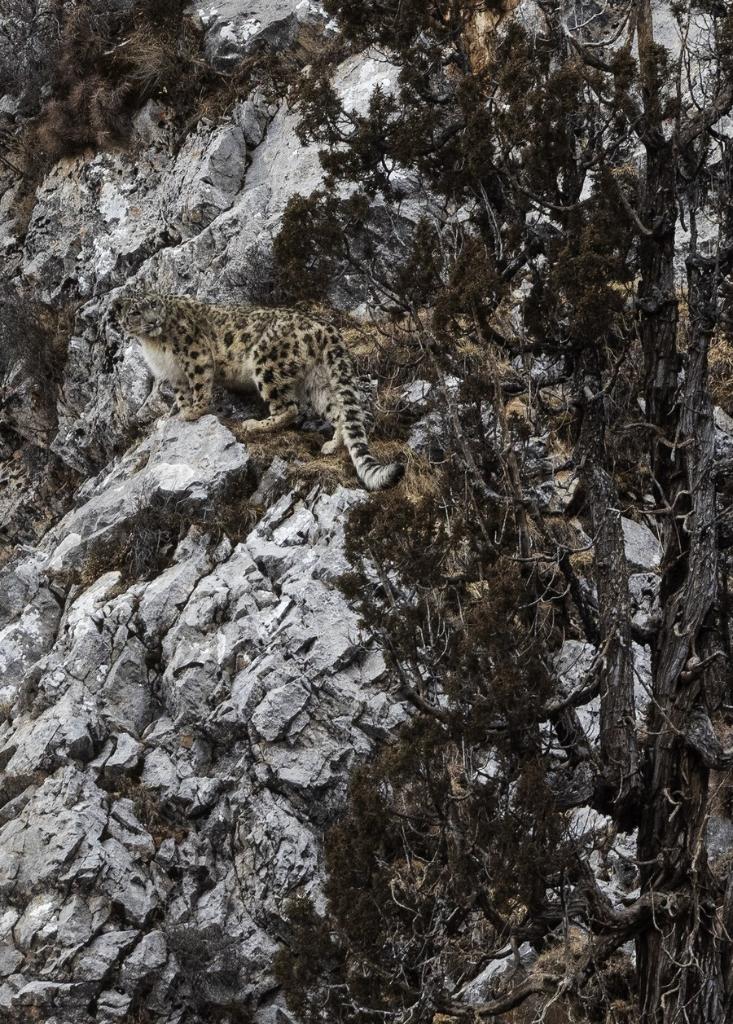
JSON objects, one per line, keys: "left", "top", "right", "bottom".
{"left": 0, "top": 6, "right": 414, "bottom": 1021}
{"left": 0, "top": 423, "right": 405, "bottom": 1022}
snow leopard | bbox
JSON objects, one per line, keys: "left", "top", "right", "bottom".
{"left": 108, "top": 291, "right": 404, "bottom": 491}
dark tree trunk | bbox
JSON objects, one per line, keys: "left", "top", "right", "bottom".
{"left": 577, "top": 349, "right": 640, "bottom": 826}
{"left": 636, "top": 176, "right": 728, "bottom": 1022}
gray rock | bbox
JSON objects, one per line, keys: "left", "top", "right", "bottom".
{"left": 555, "top": 639, "right": 599, "bottom": 743}
{"left": 12, "top": 980, "right": 82, "bottom": 1010}
{"left": 0, "top": 691, "right": 100, "bottom": 778}
{"left": 250, "top": 456, "right": 290, "bottom": 505}
{"left": 554, "top": 637, "right": 650, "bottom": 744}
{"left": 21, "top": 115, "right": 246, "bottom": 303}
{"left": 108, "top": 800, "right": 155, "bottom": 858}
{"left": 629, "top": 572, "right": 661, "bottom": 635}
{"left": 555, "top": 640, "right": 597, "bottom": 693}
{"left": 0, "top": 946, "right": 23, "bottom": 980}
{"left": 171, "top": 124, "right": 247, "bottom": 231}
{"left": 148, "top": 51, "right": 402, "bottom": 302}
{"left": 715, "top": 406, "right": 733, "bottom": 435}
{"left": 142, "top": 747, "right": 179, "bottom": 794}
{"left": 0, "top": 586, "right": 60, "bottom": 705}
{"left": 97, "top": 988, "right": 133, "bottom": 1020}
{"left": 254, "top": 999, "right": 299, "bottom": 1024}
{"left": 569, "top": 807, "right": 639, "bottom": 905}
{"left": 401, "top": 379, "right": 433, "bottom": 405}
{"left": 0, "top": 768, "right": 107, "bottom": 896}
{"left": 0, "top": 552, "right": 47, "bottom": 627}
{"left": 715, "top": 406, "right": 733, "bottom": 461}
{"left": 706, "top": 815, "right": 733, "bottom": 864}
{"left": 136, "top": 529, "right": 216, "bottom": 636}
{"left": 512, "top": 352, "right": 568, "bottom": 386}
{"left": 72, "top": 929, "right": 139, "bottom": 982}
{"left": 0, "top": 460, "right": 406, "bottom": 1017}
{"left": 196, "top": 0, "right": 329, "bottom": 68}
{"left": 233, "top": 90, "right": 272, "bottom": 147}
{"left": 236, "top": 790, "right": 320, "bottom": 922}
{"left": 46, "top": 415, "right": 250, "bottom": 571}
{"left": 57, "top": 896, "right": 104, "bottom": 948}
{"left": 120, "top": 930, "right": 167, "bottom": 989}
{"left": 537, "top": 466, "right": 579, "bottom": 513}
{"left": 633, "top": 643, "right": 652, "bottom": 714}
{"left": 104, "top": 733, "right": 143, "bottom": 776}
{"left": 622, "top": 516, "right": 662, "bottom": 570}
{"left": 13, "top": 893, "right": 61, "bottom": 950}
{"left": 251, "top": 679, "right": 311, "bottom": 742}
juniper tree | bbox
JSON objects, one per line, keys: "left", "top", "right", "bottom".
{"left": 275, "top": 2, "right": 733, "bottom": 1021}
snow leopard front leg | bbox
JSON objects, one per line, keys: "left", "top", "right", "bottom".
{"left": 175, "top": 348, "right": 215, "bottom": 421}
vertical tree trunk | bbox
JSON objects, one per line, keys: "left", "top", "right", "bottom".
{"left": 636, "top": 178, "right": 727, "bottom": 1022}
{"left": 577, "top": 351, "right": 640, "bottom": 825}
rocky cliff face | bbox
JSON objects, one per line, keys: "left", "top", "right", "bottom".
{"left": 0, "top": 431, "right": 405, "bottom": 1022}
{"left": 2, "top": 2, "right": 733, "bottom": 1023}
{"left": 0, "top": 6, "right": 411, "bottom": 1022}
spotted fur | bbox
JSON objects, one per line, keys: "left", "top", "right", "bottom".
{"left": 108, "top": 291, "right": 403, "bottom": 491}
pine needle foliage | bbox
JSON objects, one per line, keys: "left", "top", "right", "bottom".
{"left": 274, "top": 2, "right": 733, "bottom": 1022}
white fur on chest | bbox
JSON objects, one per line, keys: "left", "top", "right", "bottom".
{"left": 140, "top": 340, "right": 185, "bottom": 384}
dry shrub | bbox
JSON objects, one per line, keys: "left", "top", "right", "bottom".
{"left": 23, "top": 1, "right": 199, "bottom": 167}
{"left": 398, "top": 448, "right": 443, "bottom": 505}
{"left": 117, "top": 16, "right": 203, "bottom": 97}
{"left": 19, "top": 0, "right": 317, "bottom": 179}
{"left": 0, "top": 287, "right": 77, "bottom": 455}
{"left": 0, "top": 447, "right": 80, "bottom": 551}
{"left": 0, "top": 287, "right": 74, "bottom": 385}
{"left": 710, "top": 330, "right": 733, "bottom": 416}
{"left": 104, "top": 775, "right": 188, "bottom": 848}
{"left": 64, "top": 485, "right": 260, "bottom": 592}
{"left": 191, "top": 45, "right": 299, "bottom": 129}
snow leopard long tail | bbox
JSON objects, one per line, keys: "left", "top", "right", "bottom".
{"left": 323, "top": 335, "right": 404, "bottom": 492}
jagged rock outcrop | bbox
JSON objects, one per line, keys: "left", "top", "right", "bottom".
{"left": 5, "top": 46, "right": 403, "bottom": 479}
{"left": 0, "top": 415, "right": 407, "bottom": 1023}
{"left": 0, "top": 15, "right": 413, "bottom": 1013}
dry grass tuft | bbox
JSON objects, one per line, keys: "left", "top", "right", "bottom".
{"left": 399, "top": 448, "right": 443, "bottom": 506}
{"left": 106, "top": 775, "right": 189, "bottom": 848}
{"left": 235, "top": 424, "right": 415, "bottom": 495}
{"left": 23, "top": 3, "right": 197, "bottom": 166}
{"left": 117, "top": 18, "right": 202, "bottom": 97}
{"left": 710, "top": 331, "right": 733, "bottom": 416}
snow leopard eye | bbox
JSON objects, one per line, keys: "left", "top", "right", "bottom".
{"left": 140, "top": 294, "right": 167, "bottom": 324}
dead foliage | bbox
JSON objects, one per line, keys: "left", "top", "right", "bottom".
{"left": 710, "top": 330, "right": 733, "bottom": 417}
